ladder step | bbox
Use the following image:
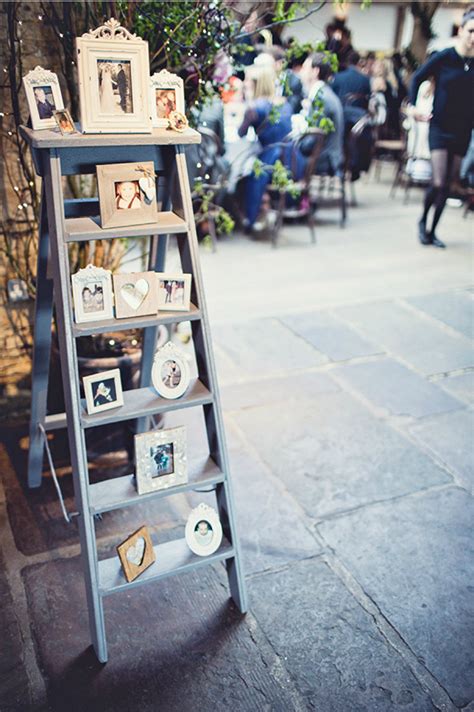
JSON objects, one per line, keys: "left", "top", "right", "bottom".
{"left": 44, "top": 413, "right": 67, "bottom": 430}
{"left": 81, "top": 380, "right": 213, "bottom": 429}
{"left": 64, "top": 211, "right": 188, "bottom": 243}
{"left": 98, "top": 536, "right": 234, "bottom": 596}
{"left": 72, "top": 303, "right": 201, "bottom": 337}
{"left": 89, "top": 456, "right": 224, "bottom": 514}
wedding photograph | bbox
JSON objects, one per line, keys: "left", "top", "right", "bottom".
{"left": 97, "top": 59, "right": 133, "bottom": 114}
{"left": 135, "top": 426, "right": 187, "bottom": 494}
{"left": 157, "top": 273, "right": 191, "bottom": 311}
{"left": 150, "top": 442, "right": 174, "bottom": 478}
{"left": 161, "top": 360, "right": 181, "bottom": 389}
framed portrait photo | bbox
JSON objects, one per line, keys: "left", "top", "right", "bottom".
{"left": 185, "top": 503, "right": 223, "bottom": 557}
{"left": 151, "top": 341, "right": 191, "bottom": 400}
{"left": 7, "top": 279, "right": 29, "bottom": 303}
{"left": 113, "top": 271, "right": 158, "bottom": 319}
{"left": 156, "top": 273, "right": 192, "bottom": 312}
{"left": 83, "top": 368, "right": 124, "bottom": 415}
{"left": 149, "top": 70, "right": 185, "bottom": 128}
{"left": 54, "top": 108, "right": 77, "bottom": 135}
{"left": 134, "top": 426, "right": 187, "bottom": 495}
{"left": 22, "top": 66, "right": 65, "bottom": 131}
{"left": 117, "top": 526, "right": 155, "bottom": 583}
{"left": 97, "top": 161, "right": 158, "bottom": 229}
{"left": 71, "top": 264, "right": 114, "bottom": 324}
{"left": 76, "top": 18, "right": 152, "bottom": 134}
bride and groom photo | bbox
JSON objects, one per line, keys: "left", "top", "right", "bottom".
{"left": 97, "top": 59, "right": 132, "bottom": 114}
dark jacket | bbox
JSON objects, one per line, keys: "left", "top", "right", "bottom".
{"left": 282, "top": 70, "right": 304, "bottom": 113}
{"left": 332, "top": 66, "right": 370, "bottom": 125}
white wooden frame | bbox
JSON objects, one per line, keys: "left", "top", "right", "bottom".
{"left": 22, "top": 66, "right": 64, "bottom": 131}
{"left": 149, "top": 70, "right": 185, "bottom": 128}
{"left": 135, "top": 426, "right": 187, "bottom": 495}
{"left": 76, "top": 18, "right": 152, "bottom": 134}
{"left": 151, "top": 341, "right": 191, "bottom": 399}
{"left": 71, "top": 264, "right": 114, "bottom": 324}
{"left": 83, "top": 368, "right": 124, "bottom": 415}
{"left": 185, "top": 503, "right": 223, "bottom": 557}
{"left": 156, "top": 273, "right": 192, "bottom": 312}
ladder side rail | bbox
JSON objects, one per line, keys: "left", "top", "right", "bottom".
{"left": 45, "top": 149, "right": 108, "bottom": 662}
{"left": 174, "top": 147, "right": 248, "bottom": 613}
{"left": 27, "top": 185, "right": 55, "bottom": 488}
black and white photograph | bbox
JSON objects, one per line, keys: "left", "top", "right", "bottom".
{"left": 7, "top": 279, "right": 29, "bottom": 303}
{"left": 157, "top": 273, "right": 192, "bottom": 312}
{"left": 71, "top": 264, "right": 114, "bottom": 324}
{"left": 151, "top": 341, "right": 191, "bottom": 400}
{"left": 135, "top": 426, "right": 187, "bottom": 495}
{"left": 97, "top": 59, "right": 133, "bottom": 114}
{"left": 185, "top": 503, "right": 223, "bottom": 557}
{"left": 150, "top": 442, "right": 174, "bottom": 478}
{"left": 83, "top": 368, "right": 124, "bottom": 415}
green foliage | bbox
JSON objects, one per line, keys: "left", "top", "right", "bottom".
{"left": 307, "top": 94, "right": 335, "bottom": 134}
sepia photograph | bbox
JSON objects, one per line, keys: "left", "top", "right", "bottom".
{"left": 155, "top": 88, "right": 176, "bottom": 119}
{"left": 71, "top": 264, "right": 114, "bottom": 324}
{"left": 97, "top": 59, "right": 133, "bottom": 115}
{"left": 149, "top": 70, "right": 185, "bottom": 127}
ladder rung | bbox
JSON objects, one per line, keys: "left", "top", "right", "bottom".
{"left": 98, "top": 536, "right": 234, "bottom": 596}
{"left": 89, "top": 456, "right": 224, "bottom": 514}
{"left": 64, "top": 211, "right": 188, "bottom": 243}
{"left": 81, "top": 380, "right": 213, "bottom": 429}
{"left": 72, "top": 303, "right": 201, "bottom": 337}
{"left": 44, "top": 413, "right": 67, "bottom": 430}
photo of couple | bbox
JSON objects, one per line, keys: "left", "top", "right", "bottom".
{"left": 97, "top": 59, "right": 133, "bottom": 115}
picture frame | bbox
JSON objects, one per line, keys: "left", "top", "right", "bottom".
{"left": 185, "top": 503, "right": 223, "bottom": 557}
{"left": 151, "top": 341, "right": 191, "bottom": 400}
{"left": 22, "top": 66, "right": 65, "bottom": 131}
{"left": 71, "top": 264, "right": 114, "bottom": 324}
{"left": 134, "top": 426, "right": 187, "bottom": 495}
{"left": 83, "top": 368, "right": 124, "bottom": 415}
{"left": 54, "top": 108, "right": 77, "bottom": 135}
{"left": 7, "top": 279, "right": 29, "bottom": 303}
{"left": 113, "top": 271, "right": 159, "bottom": 319}
{"left": 149, "top": 70, "right": 185, "bottom": 128}
{"left": 156, "top": 273, "right": 192, "bottom": 312}
{"left": 75, "top": 18, "right": 152, "bottom": 134}
{"left": 97, "top": 161, "right": 158, "bottom": 229}
{"left": 117, "top": 525, "right": 155, "bottom": 583}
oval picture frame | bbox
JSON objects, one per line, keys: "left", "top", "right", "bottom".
{"left": 151, "top": 341, "right": 191, "bottom": 400}
{"left": 185, "top": 503, "right": 223, "bottom": 557}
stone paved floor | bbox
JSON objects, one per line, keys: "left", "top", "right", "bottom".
{"left": 0, "top": 171, "right": 472, "bottom": 711}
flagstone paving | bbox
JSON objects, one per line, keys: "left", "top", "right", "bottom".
{"left": 0, "top": 177, "right": 472, "bottom": 711}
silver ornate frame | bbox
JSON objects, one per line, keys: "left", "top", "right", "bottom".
{"left": 135, "top": 426, "right": 187, "bottom": 495}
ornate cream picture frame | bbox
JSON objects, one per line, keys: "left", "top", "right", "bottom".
{"left": 185, "top": 503, "right": 223, "bottom": 557}
{"left": 22, "top": 66, "right": 65, "bottom": 131}
{"left": 76, "top": 18, "right": 152, "bottom": 134}
{"left": 149, "top": 70, "right": 185, "bottom": 128}
{"left": 151, "top": 341, "right": 191, "bottom": 400}
{"left": 71, "top": 264, "right": 114, "bottom": 324}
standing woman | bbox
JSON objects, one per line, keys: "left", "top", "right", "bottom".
{"left": 409, "top": 7, "right": 474, "bottom": 248}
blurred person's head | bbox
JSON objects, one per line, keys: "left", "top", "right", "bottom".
{"left": 347, "top": 51, "right": 360, "bottom": 67}
{"left": 254, "top": 52, "right": 276, "bottom": 70}
{"left": 310, "top": 52, "right": 334, "bottom": 83}
{"left": 254, "top": 67, "right": 277, "bottom": 100}
{"left": 458, "top": 6, "right": 474, "bottom": 54}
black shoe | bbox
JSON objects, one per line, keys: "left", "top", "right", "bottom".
{"left": 418, "top": 219, "right": 431, "bottom": 245}
{"left": 430, "top": 233, "right": 446, "bottom": 248}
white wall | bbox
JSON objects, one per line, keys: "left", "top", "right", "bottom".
{"left": 283, "top": 2, "right": 466, "bottom": 54}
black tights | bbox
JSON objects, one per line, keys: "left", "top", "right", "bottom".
{"left": 421, "top": 149, "right": 462, "bottom": 234}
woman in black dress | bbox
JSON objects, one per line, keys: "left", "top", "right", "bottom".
{"left": 409, "top": 7, "right": 474, "bottom": 248}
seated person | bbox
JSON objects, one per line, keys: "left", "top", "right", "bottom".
{"left": 332, "top": 51, "right": 371, "bottom": 126}
{"left": 238, "top": 66, "right": 294, "bottom": 228}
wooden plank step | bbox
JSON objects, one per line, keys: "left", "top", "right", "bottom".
{"left": 19, "top": 125, "right": 201, "bottom": 149}
{"left": 72, "top": 303, "right": 201, "bottom": 337}
{"left": 89, "top": 456, "right": 224, "bottom": 514}
{"left": 44, "top": 413, "right": 67, "bottom": 430}
{"left": 64, "top": 211, "right": 188, "bottom": 242}
{"left": 98, "top": 536, "right": 234, "bottom": 596}
{"left": 80, "top": 379, "right": 212, "bottom": 429}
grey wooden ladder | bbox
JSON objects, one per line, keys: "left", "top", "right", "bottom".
{"left": 20, "top": 125, "right": 247, "bottom": 663}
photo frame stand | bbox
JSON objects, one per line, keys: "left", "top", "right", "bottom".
{"left": 20, "top": 125, "right": 247, "bottom": 663}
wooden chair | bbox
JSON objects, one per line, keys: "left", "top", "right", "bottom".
{"left": 269, "top": 129, "right": 326, "bottom": 247}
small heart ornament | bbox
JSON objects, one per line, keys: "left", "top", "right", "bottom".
{"left": 126, "top": 536, "right": 146, "bottom": 567}
{"left": 138, "top": 177, "right": 156, "bottom": 204}
{"left": 120, "top": 278, "right": 149, "bottom": 311}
